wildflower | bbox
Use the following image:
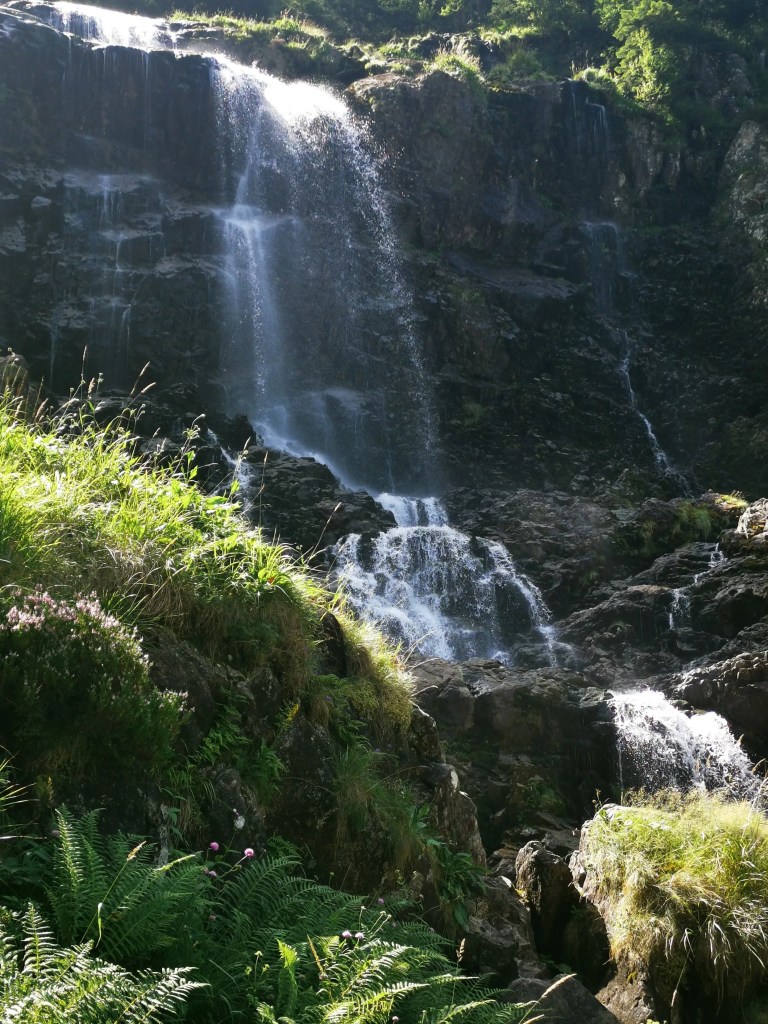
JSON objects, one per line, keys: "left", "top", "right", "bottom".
{"left": 209, "top": 841, "right": 219, "bottom": 852}
{"left": 234, "top": 814, "right": 245, "bottom": 830}
{"left": 243, "top": 847, "right": 254, "bottom": 858}
{"left": 341, "top": 930, "right": 353, "bottom": 939}
{"left": 355, "top": 931, "right": 365, "bottom": 940}
{"left": 377, "top": 897, "right": 385, "bottom": 905}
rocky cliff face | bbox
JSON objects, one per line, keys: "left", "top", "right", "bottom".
{"left": 2, "top": 4, "right": 767, "bottom": 499}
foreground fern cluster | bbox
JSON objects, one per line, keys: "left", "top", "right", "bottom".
{"left": 0, "top": 809, "right": 534, "bottom": 1023}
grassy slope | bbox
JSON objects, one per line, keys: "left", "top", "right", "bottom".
{"left": 0, "top": 386, "right": 413, "bottom": 796}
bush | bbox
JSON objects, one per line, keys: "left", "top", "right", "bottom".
{"left": 0, "top": 589, "right": 183, "bottom": 784}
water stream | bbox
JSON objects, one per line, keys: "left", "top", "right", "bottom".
{"left": 612, "top": 689, "right": 758, "bottom": 800}
{"left": 334, "top": 497, "right": 561, "bottom": 664}
{"left": 582, "top": 219, "right": 688, "bottom": 491}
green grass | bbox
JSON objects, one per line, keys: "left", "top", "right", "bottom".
{"left": 581, "top": 791, "right": 768, "bottom": 1006}
{"left": 427, "top": 49, "right": 486, "bottom": 89}
{"left": 0, "top": 386, "right": 414, "bottom": 746}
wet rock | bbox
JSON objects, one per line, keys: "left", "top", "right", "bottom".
{"left": 413, "top": 659, "right": 614, "bottom": 851}
{"left": 671, "top": 649, "right": 768, "bottom": 758}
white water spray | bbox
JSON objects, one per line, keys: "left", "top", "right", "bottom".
{"left": 49, "top": 0, "right": 176, "bottom": 48}
{"left": 611, "top": 689, "right": 758, "bottom": 799}
{"left": 334, "top": 497, "right": 562, "bottom": 665}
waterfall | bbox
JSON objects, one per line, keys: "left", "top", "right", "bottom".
{"left": 211, "top": 57, "right": 439, "bottom": 496}
{"left": 582, "top": 220, "right": 622, "bottom": 314}
{"left": 48, "top": 0, "right": 176, "bottom": 48}
{"left": 611, "top": 690, "right": 758, "bottom": 800}
{"left": 582, "top": 219, "right": 688, "bottom": 490}
{"left": 667, "top": 542, "right": 725, "bottom": 635}
{"left": 49, "top": 173, "right": 165, "bottom": 386}
{"left": 668, "top": 588, "right": 692, "bottom": 631}
{"left": 615, "top": 328, "right": 688, "bottom": 490}
{"left": 333, "top": 497, "right": 562, "bottom": 665}
{"left": 37, "top": 2, "right": 558, "bottom": 667}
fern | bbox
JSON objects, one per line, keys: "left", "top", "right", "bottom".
{"left": 44, "top": 809, "right": 207, "bottom": 967}
{"left": 33, "top": 813, "right": 532, "bottom": 1023}
{"left": 0, "top": 904, "right": 203, "bottom": 1023}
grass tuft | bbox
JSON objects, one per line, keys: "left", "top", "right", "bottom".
{"left": 581, "top": 790, "right": 768, "bottom": 1006}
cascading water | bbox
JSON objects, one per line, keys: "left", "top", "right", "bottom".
{"left": 611, "top": 689, "right": 759, "bottom": 801}
{"left": 211, "top": 57, "right": 438, "bottom": 497}
{"left": 47, "top": 0, "right": 175, "bottom": 49}
{"left": 582, "top": 219, "right": 688, "bottom": 490}
{"left": 207, "top": 40, "right": 560, "bottom": 662}
{"left": 50, "top": 172, "right": 166, "bottom": 386}
{"left": 667, "top": 542, "right": 726, "bottom": 635}
{"left": 334, "top": 497, "right": 561, "bottom": 664}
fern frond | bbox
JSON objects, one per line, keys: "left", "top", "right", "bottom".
{"left": 0, "top": 904, "right": 203, "bottom": 1023}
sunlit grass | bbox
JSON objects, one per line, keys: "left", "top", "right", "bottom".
{"left": 0, "top": 389, "right": 412, "bottom": 731}
{"left": 581, "top": 790, "right": 768, "bottom": 1004}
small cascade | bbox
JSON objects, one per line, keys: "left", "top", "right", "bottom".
{"left": 581, "top": 217, "right": 690, "bottom": 491}
{"left": 333, "top": 497, "right": 562, "bottom": 665}
{"left": 48, "top": 173, "right": 165, "bottom": 386}
{"left": 615, "top": 330, "right": 690, "bottom": 492}
{"left": 611, "top": 690, "right": 758, "bottom": 800}
{"left": 582, "top": 221, "right": 622, "bottom": 314}
{"left": 668, "top": 588, "right": 692, "bottom": 631}
{"left": 564, "top": 80, "right": 610, "bottom": 164}
{"left": 585, "top": 99, "right": 609, "bottom": 157}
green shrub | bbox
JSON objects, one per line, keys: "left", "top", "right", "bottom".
{"left": 428, "top": 49, "right": 486, "bottom": 88}
{"left": 487, "top": 47, "right": 548, "bottom": 85}
{"left": 581, "top": 791, "right": 768, "bottom": 1005}
{"left": 0, "top": 589, "right": 183, "bottom": 784}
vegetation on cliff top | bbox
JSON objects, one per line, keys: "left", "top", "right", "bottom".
{"left": 130, "top": 0, "right": 768, "bottom": 133}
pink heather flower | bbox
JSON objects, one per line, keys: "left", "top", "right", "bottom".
{"left": 209, "top": 841, "right": 219, "bottom": 852}
{"left": 243, "top": 847, "right": 254, "bottom": 858}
